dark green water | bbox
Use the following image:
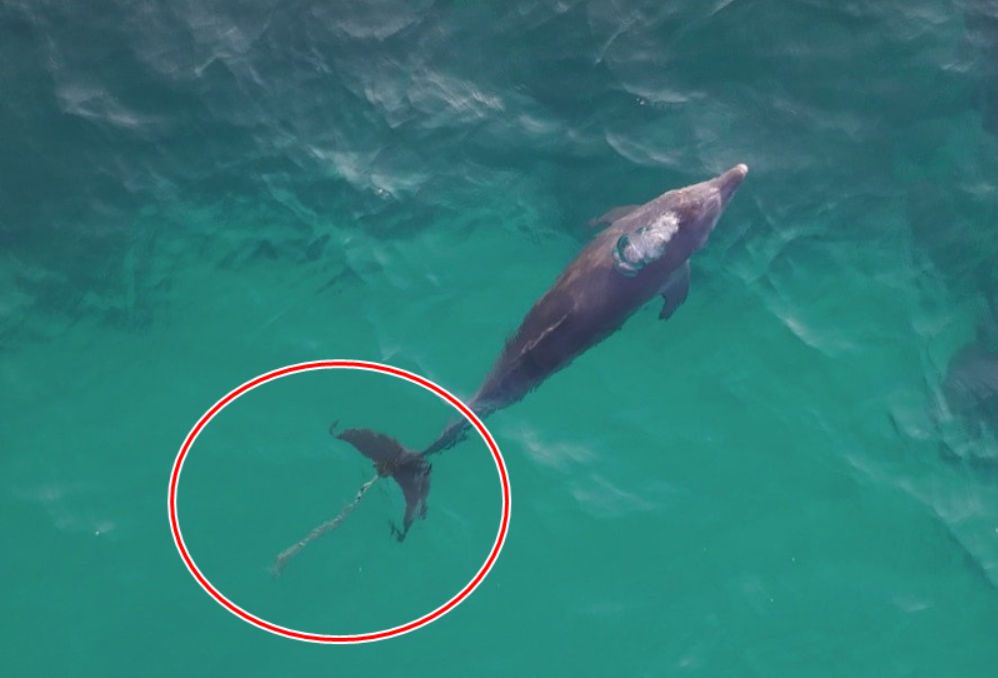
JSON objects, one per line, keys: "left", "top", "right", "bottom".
{"left": 2, "top": 0, "right": 998, "bottom": 675}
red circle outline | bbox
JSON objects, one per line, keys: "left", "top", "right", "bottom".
{"left": 169, "top": 360, "right": 511, "bottom": 643}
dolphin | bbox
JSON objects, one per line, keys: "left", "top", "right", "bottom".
{"left": 339, "top": 164, "right": 749, "bottom": 540}
{"left": 939, "top": 312, "right": 998, "bottom": 467}
{"left": 944, "top": 342, "right": 998, "bottom": 427}
{"left": 963, "top": 0, "right": 998, "bottom": 137}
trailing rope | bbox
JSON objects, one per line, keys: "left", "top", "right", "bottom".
{"left": 271, "top": 471, "right": 380, "bottom": 577}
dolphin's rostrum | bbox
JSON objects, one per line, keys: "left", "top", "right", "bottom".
{"left": 274, "top": 165, "right": 748, "bottom": 571}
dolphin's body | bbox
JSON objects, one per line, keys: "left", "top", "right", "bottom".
{"left": 944, "top": 344, "right": 998, "bottom": 424}
{"left": 941, "top": 329, "right": 998, "bottom": 460}
{"left": 340, "top": 165, "right": 749, "bottom": 539}
{"left": 963, "top": 0, "right": 998, "bottom": 137}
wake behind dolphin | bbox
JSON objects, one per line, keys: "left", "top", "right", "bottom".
{"left": 273, "top": 165, "right": 748, "bottom": 573}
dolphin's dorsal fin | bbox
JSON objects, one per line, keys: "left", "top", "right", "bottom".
{"left": 474, "top": 304, "right": 575, "bottom": 411}
{"left": 496, "top": 311, "right": 574, "bottom": 388}
{"left": 518, "top": 313, "right": 571, "bottom": 358}
{"left": 588, "top": 204, "right": 641, "bottom": 228}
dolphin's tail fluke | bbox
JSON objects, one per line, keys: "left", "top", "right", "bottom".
{"left": 271, "top": 427, "right": 432, "bottom": 576}
{"left": 337, "top": 427, "right": 432, "bottom": 541}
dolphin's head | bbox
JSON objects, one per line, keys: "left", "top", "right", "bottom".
{"left": 613, "top": 164, "right": 748, "bottom": 277}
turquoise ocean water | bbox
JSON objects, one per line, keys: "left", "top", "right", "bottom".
{"left": 3, "top": 0, "right": 998, "bottom": 675}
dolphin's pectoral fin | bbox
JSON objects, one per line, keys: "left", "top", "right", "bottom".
{"left": 658, "top": 262, "right": 691, "bottom": 321}
{"left": 588, "top": 204, "right": 641, "bottom": 228}
{"left": 337, "top": 427, "right": 432, "bottom": 541}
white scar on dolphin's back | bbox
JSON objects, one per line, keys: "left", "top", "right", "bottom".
{"left": 631, "top": 211, "right": 679, "bottom": 260}
{"left": 613, "top": 211, "right": 681, "bottom": 276}
{"left": 648, "top": 211, "right": 679, "bottom": 241}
